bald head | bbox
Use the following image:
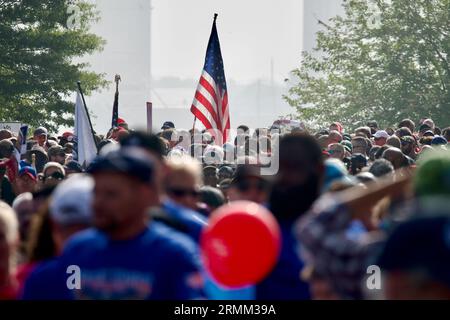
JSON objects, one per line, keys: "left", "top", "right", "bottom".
{"left": 382, "top": 147, "right": 405, "bottom": 169}
{"left": 386, "top": 135, "right": 401, "bottom": 149}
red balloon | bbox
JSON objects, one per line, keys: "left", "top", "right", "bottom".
{"left": 200, "top": 201, "right": 281, "bottom": 287}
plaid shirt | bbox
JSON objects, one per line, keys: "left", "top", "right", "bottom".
{"left": 296, "top": 194, "right": 385, "bottom": 299}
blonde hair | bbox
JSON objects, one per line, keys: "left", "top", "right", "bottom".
{"left": 0, "top": 201, "right": 18, "bottom": 245}
{"left": 166, "top": 154, "right": 203, "bottom": 186}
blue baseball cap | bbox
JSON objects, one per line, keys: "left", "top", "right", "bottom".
{"left": 18, "top": 166, "right": 37, "bottom": 181}
{"left": 431, "top": 136, "right": 448, "bottom": 146}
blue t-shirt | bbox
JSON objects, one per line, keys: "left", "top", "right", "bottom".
{"left": 22, "top": 224, "right": 203, "bottom": 300}
{"left": 256, "top": 221, "right": 311, "bottom": 300}
{"left": 162, "top": 200, "right": 208, "bottom": 243}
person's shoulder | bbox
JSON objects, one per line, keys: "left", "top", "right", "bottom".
{"left": 21, "top": 258, "right": 68, "bottom": 300}
{"left": 149, "top": 223, "right": 198, "bottom": 256}
{"left": 63, "top": 228, "right": 106, "bottom": 254}
{"left": 163, "top": 200, "right": 208, "bottom": 223}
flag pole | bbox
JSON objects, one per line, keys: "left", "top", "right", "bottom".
{"left": 77, "top": 81, "right": 99, "bottom": 152}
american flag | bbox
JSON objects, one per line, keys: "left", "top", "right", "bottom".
{"left": 191, "top": 14, "right": 230, "bottom": 143}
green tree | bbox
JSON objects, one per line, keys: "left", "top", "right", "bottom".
{"left": 285, "top": 0, "right": 450, "bottom": 130}
{"left": 0, "top": 0, "right": 107, "bottom": 132}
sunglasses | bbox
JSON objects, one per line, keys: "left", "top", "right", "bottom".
{"left": 167, "top": 187, "right": 199, "bottom": 198}
{"left": 44, "top": 171, "right": 65, "bottom": 181}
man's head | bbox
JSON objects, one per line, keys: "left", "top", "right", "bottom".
{"left": 400, "top": 136, "right": 416, "bottom": 155}
{"left": 218, "top": 165, "right": 234, "bottom": 181}
{"left": 382, "top": 147, "right": 407, "bottom": 169}
{"left": 398, "top": 119, "right": 415, "bottom": 134}
{"left": 87, "top": 147, "right": 158, "bottom": 238}
{"left": 33, "top": 127, "right": 48, "bottom": 147}
{"left": 366, "top": 120, "right": 378, "bottom": 133}
{"left": 355, "top": 126, "right": 371, "bottom": 139}
{"left": 418, "top": 123, "right": 432, "bottom": 137}
{"left": 230, "top": 164, "right": 270, "bottom": 204}
{"left": 378, "top": 215, "right": 450, "bottom": 299}
{"left": 373, "top": 130, "right": 389, "bottom": 146}
{"left": 64, "top": 160, "right": 83, "bottom": 176}
{"left": 442, "top": 127, "right": 450, "bottom": 142}
{"left": 161, "top": 121, "right": 175, "bottom": 131}
{"left": 11, "top": 193, "right": 34, "bottom": 242}
{"left": 42, "top": 162, "right": 66, "bottom": 187}
{"left": 395, "top": 127, "right": 413, "bottom": 138}
{"left": 47, "top": 145, "right": 66, "bottom": 165}
{"left": 369, "top": 159, "right": 394, "bottom": 178}
{"left": 16, "top": 166, "right": 37, "bottom": 194}
{"left": 49, "top": 174, "right": 94, "bottom": 252}
{"left": 327, "top": 143, "right": 345, "bottom": 161}
{"left": 329, "top": 122, "right": 343, "bottom": 133}
{"left": 351, "top": 137, "right": 368, "bottom": 155}
{"left": 317, "top": 135, "right": 329, "bottom": 150}
{"left": 0, "top": 130, "right": 12, "bottom": 142}
{"left": 328, "top": 130, "right": 343, "bottom": 145}
{"left": 422, "top": 118, "right": 435, "bottom": 130}
{"left": 165, "top": 155, "right": 202, "bottom": 210}
{"left": 0, "top": 139, "right": 14, "bottom": 160}
{"left": 386, "top": 135, "right": 401, "bottom": 149}
{"left": 269, "top": 133, "right": 324, "bottom": 221}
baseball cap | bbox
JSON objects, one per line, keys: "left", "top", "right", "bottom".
{"left": 400, "top": 136, "right": 415, "bottom": 144}
{"left": 18, "top": 166, "right": 37, "bottom": 181}
{"left": 341, "top": 140, "right": 353, "bottom": 152}
{"left": 64, "top": 160, "right": 83, "bottom": 173}
{"left": 374, "top": 130, "right": 389, "bottom": 139}
{"left": 47, "top": 145, "right": 65, "bottom": 158}
{"left": 377, "top": 214, "right": 450, "bottom": 289}
{"left": 33, "top": 127, "right": 48, "bottom": 136}
{"left": 87, "top": 147, "right": 155, "bottom": 184}
{"left": 431, "top": 136, "right": 448, "bottom": 146}
{"left": 161, "top": 121, "right": 175, "bottom": 130}
{"left": 49, "top": 174, "right": 93, "bottom": 226}
{"left": 367, "top": 120, "right": 378, "bottom": 128}
{"left": 200, "top": 186, "right": 225, "bottom": 209}
{"left": 419, "top": 123, "right": 432, "bottom": 133}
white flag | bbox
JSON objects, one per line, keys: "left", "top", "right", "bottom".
{"left": 74, "top": 92, "right": 97, "bottom": 167}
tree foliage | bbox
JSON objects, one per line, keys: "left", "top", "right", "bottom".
{"left": 285, "top": 0, "right": 450, "bottom": 129}
{"left": 0, "top": 0, "right": 107, "bottom": 132}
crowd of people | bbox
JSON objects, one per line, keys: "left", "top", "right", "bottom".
{"left": 0, "top": 116, "right": 449, "bottom": 299}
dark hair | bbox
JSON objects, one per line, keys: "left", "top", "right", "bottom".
{"left": 442, "top": 127, "right": 450, "bottom": 141}
{"left": 395, "top": 127, "right": 413, "bottom": 138}
{"left": 237, "top": 125, "right": 250, "bottom": 134}
{"left": 26, "top": 192, "right": 57, "bottom": 262}
{"left": 369, "top": 159, "right": 394, "bottom": 177}
{"left": 279, "top": 133, "right": 323, "bottom": 168}
{"left": 120, "top": 131, "right": 166, "bottom": 159}
{"left": 374, "top": 145, "right": 391, "bottom": 159}
{"left": 398, "top": 119, "right": 415, "bottom": 133}
{"left": 434, "top": 127, "right": 441, "bottom": 135}
{"left": 369, "top": 145, "right": 381, "bottom": 161}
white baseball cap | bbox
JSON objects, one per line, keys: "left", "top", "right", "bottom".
{"left": 374, "top": 130, "right": 389, "bottom": 139}
{"left": 50, "top": 174, "right": 94, "bottom": 226}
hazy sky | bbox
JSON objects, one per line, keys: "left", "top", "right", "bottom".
{"left": 151, "top": 0, "right": 304, "bottom": 84}
{"left": 82, "top": 0, "right": 308, "bottom": 133}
